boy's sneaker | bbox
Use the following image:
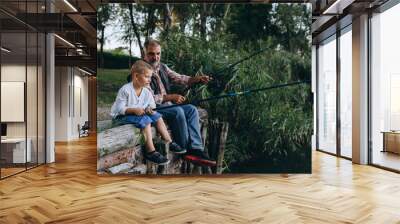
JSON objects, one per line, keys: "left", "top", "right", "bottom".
{"left": 169, "top": 142, "right": 187, "bottom": 154}
{"left": 185, "top": 149, "right": 216, "bottom": 167}
{"left": 145, "top": 151, "right": 169, "bottom": 165}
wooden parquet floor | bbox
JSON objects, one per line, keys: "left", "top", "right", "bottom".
{"left": 1, "top": 135, "right": 400, "bottom": 224}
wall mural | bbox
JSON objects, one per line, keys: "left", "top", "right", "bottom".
{"left": 97, "top": 3, "right": 312, "bottom": 175}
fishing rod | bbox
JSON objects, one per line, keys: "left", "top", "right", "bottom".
{"left": 154, "top": 80, "right": 310, "bottom": 111}
{"left": 212, "top": 47, "right": 271, "bottom": 77}
{"left": 188, "top": 47, "right": 271, "bottom": 96}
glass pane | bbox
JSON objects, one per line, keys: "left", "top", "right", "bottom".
{"left": 1, "top": 31, "right": 27, "bottom": 177}
{"left": 371, "top": 4, "right": 400, "bottom": 171}
{"left": 27, "top": 31, "right": 38, "bottom": 169}
{"left": 38, "top": 32, "right": 45, "bottom": 165}
{"left": 340, "top": 27, "right": 352, "bottom": 158}
{"left": 318, "top": 35, "right": 337, "bottom": 154}
{"left": 0, "top": 0, "right": 46, "bottom": 178}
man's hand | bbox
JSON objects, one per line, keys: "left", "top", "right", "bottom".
{"left": 164, "top": 94, "right": 186, "bottom": 104}
{"left": 189, "top": 75, "right": 212, "bottom": 86}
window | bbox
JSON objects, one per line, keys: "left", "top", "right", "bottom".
{"left": 370, "top": 3, "right": 400, "bottom": 171}
{"left": 339, "top": 26, "right": 352, "bottom": 158}
{"left": 0, "top": 1, "right": 46, "bottom": 179}
{"left": 317, "top": 35, "right": 337, "bottom": 154}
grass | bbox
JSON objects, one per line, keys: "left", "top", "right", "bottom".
{"left": 98, "top": 68, "right": 130, "bottom": 106}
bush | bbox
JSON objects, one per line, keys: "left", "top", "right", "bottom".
{"left": 99, "top": 51, "right": 140, "bottom": 69}
{"left": 159, "top": 34, "right": 312, "bottom": 172}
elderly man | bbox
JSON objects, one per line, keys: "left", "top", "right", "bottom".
{"left": 143, "top": 39, "right": 215, "bottom": 165}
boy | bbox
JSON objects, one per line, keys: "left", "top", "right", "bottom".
{"left": 111, "top": 60, "right": 186, "bottom": 165}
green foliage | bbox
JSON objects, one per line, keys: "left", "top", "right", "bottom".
{"left": 226, "top": 4, "right": 276, "bottom": 45}
{"left": 158, "top": 31, "right": 312, "bottom": 173}
{"left": 273, "top": 4, "right": 311, "bottom": 56}
{"left": 219, "top": 50, "right": 312, "bottom": 173}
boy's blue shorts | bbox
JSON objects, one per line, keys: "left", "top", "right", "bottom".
{"left": 115, "top": 112, "right": 162, "bottom": 129}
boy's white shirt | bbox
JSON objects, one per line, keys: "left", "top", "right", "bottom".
{"left": 110, "top": 82, "right": 156, "bottom": 118}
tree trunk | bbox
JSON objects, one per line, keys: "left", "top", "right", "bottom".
{"left": 98, "top": 124, "right": 185, "bottom": 175}
{"left": 180, "top": 18, "right": 187, "bottom": 33}
{"left": 128, "top": 4, "right": 144, "bottom": 58}
{"left": 129, "top": 37, "right": 132, "bottom": 67}
{"left": 221, "top": 4, "right": 231, "bottom": 32}
{"left": 200, "top": 3, "right": 207, "bottom": 39}
{"left": 163, "top": 3, "right": 172, "bottom": 34}
{"left": 146, "top": 6, "right": 156, "bottom": 39}
{"left": 99, "top": 27, "right": 105, "bottom": 68}
{"left": 286, "top": 24, "right": 291, "bottom": 52}
{"left": 215, "top": 4, "right": 230, "bottom": 33}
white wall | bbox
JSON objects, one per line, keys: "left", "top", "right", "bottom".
{"left": 55, "top": 66, "right": 69, "bottom": 141}
{"left": 72, "top": 72, "right": 89, "bottom": 138}
{"left": 55, "top": 66, "right": 89, "bottom": 141}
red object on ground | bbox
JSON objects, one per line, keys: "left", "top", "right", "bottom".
{"left": 183, "top": 155, "right": 217, "bottom": 167}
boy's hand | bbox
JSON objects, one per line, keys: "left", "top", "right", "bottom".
{"left": 126, "top": 108, "right": 145, "bottom": 116}
{"left": 133, "top": 108, "right": 145, "bottom": 116}
{"left": 145, "top": 106, "right": 154, "bottom": 115}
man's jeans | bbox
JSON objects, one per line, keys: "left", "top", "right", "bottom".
{"left": 157, "top": 104, "right": 204, "bottom": 151}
